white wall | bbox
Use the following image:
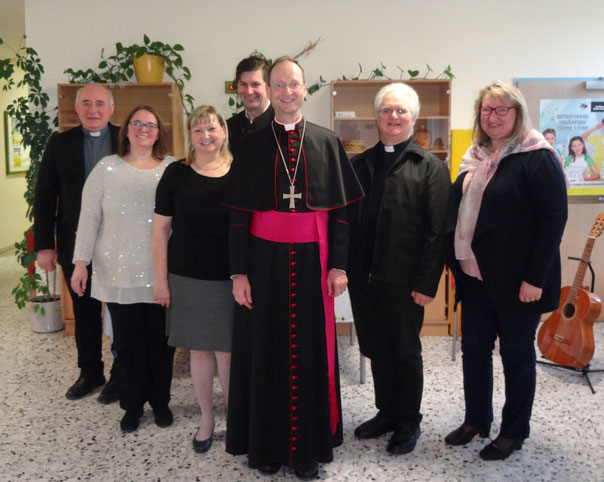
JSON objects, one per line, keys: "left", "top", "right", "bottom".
{"left": 6, "top": 0, "right": 603, "bottom": 250}
{"left": 24, "top": 0, "right": 604, "bottom": 130}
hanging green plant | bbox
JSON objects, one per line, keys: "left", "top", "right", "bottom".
{"left": 339, "top": 62, "right": 455, "bottom": 81}
{"left": 226, "top": 38, "right": 454, "bottom": 114}
{"left": 64, "top": 35, "right": 195, "bottom": 115}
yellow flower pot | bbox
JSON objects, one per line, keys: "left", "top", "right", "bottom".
{"left": 133, "top": 55, "right": 164, "bottom": 83}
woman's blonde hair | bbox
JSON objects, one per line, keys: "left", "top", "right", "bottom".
{"left": 185, "top": 105, "right": 232, "bottom": 166}
{"left": 472, "top": 81, "right": 530, "bottom": 146}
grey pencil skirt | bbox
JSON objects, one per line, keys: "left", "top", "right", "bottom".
{"left": 166, "top": 273, "right": 234, "bottom": 352}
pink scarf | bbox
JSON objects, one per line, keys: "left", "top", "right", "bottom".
{"left": 454, "top": 129, "right": 564, "bottom": 278}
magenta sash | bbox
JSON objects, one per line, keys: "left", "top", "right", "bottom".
{"left": 250, "top": 210, "right": 338, "bottom": 434}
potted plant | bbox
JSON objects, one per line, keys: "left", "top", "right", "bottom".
{"left": 64, "top": 35, "right": 195, "bottom": 114}
{"left": 1, "top": 36, "right": 61, "bottom": 330}
{"left": 12, "top": 235, "right": 62, "bottom": 332}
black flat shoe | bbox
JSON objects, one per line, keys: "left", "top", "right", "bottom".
{"left": 294, "top": 461, "right": 318, "bottom": 480}
{"left": 354, "top": 412, "right": 394, "bottom": 439}
{"left": 445, "top": 423, "right": 491, "bottom": 446}
{"left": 153, "top": 406, "right": 173, "bottom": 428}
{"left": 257, "top": 463, "right": 281, "bottom": 476}
{"left": 479, "top": 437, "right": 523, "bottom": 461}
{"left": 387, "top": 426, "right": 421, "bottom": 455}
{"left": 120, "top": 411, "right": 141, "bottom": 433}
{"left": 65, "top": 374, "right": 105, "bottom": 400}
{"left": 192, "top": 427, "right": 213, "bottom": 454}
{"left": 97, "top": 377, "right": 119, "bottom": 405}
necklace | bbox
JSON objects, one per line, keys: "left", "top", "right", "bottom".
{"left": 192, "top": 159, "right": 225, "bottom": 172}
{"left": 271, "top": 120, "right": 306, "bottom": 209}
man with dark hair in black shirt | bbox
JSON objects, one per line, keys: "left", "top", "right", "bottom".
{"left": 227, "top": 56, "right": 274, "bottom": 151}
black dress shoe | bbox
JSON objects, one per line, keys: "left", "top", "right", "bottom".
{"left": 479, "top": 437, "right": 523, "bottom": 461}
{"left": 354, "top": 413, "right": 394, "bottom": 439}
{"left": 257, "top": 463, "right": 281, "bottom": 476}
{"left": 294, "top": 461, "right": 318, "bottom": 480}
{"left": 153, "top": 406, "right": 173, "bottom": 428}
{"left": 97, "top": 377, "right": 119, "bottom": 405}
{"left": 445, "top": 423, "right": 491, "bottom": 446}
{"left": 120, "top": 411, "right": 141, "bottom": 433}
{"left": 192, "top": 427, "right": 213, "bottom": 454}
{"left": 65, "top": 374, "right": 105, "bottom": 400}
{"left": 387, "top": 427, "right": 421, "bottom": 455}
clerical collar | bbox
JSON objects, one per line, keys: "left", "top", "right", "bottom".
{"left": 382, "top": 138, "right": 410, "bottom": 153}
{"left": 245, "top": 101, "right": 271, "bottom": 122}
{"left": 83, "top": 125, "right": 109, "bottom": 138}
{"left": 274, "top": 114, "right": 303, "bottom": 131}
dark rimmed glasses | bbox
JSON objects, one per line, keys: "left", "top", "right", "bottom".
{"left": 480, "top": 106, "right": 516, "bottom": 116}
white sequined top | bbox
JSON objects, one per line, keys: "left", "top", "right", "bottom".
{"left": 73, "top": 154, "right": 175, "bottom": 304}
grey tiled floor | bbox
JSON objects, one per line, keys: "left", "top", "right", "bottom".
{"left": 1, "top": 253, "right": 603, "bottom": 481}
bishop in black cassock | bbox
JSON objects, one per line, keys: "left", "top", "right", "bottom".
{"left": 224, "top": 58, "right": 363, "bottom": 478}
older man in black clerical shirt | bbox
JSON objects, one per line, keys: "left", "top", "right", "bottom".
{"left": 227, "top": 56, "right": 274, "bottom": 151}
{"left": 34, "top": 84, "right": 120, "bottom": 404}
{"left": 225, "top": 56, "right": 363, "bottom": 480}
{"left": 347, "top": 83, "right": 450, "bottom": 455}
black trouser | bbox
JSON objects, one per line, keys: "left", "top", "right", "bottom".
{"left": 349, "top": 278, "right": 424, "bottom": 432}
{"left": 61, "top": 262, "right": 106, "bottom": 379}
{"left": 460, "top": 276, "right": 540, "bottom": 439}
{"left": 106, "top": 302, "right": 175, "bottom": 414}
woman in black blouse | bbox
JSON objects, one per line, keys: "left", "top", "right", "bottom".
{"left": 152, "top": 105, "right": 233, "bottom": 454}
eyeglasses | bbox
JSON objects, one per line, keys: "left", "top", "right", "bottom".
{"left": 270, "top": 81, "right": 302, "bottom": 91}
{"left": 378, "top": 107, "right": 408, "bottom": 116}
{"left": 480, "top": 106, "right": 515, "bottom": 116}
{"left": 129, "top": 120, "right": 158, "bottom": 131}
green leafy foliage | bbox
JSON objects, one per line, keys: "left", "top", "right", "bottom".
{"left": 339, "top": 62, "right": 455, "bottom": 81}
{"left": 64, "top": 36, "right": 195, "bottom": 115}
{"left": 0, "top": 36, "right": 57, "bottom": 309}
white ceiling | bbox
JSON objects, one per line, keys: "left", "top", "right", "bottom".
{"left": 0, "top": 0, "right": 25, "bottom": 58}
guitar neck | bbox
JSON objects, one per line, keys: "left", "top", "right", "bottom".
{"left": 568, "top": 236, "right": 596, "bottom": 303}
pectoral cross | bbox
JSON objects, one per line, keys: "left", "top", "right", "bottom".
{"left": 283, "top": 184, "right": 302, "bottom": 209}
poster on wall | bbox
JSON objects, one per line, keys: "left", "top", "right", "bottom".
{"left": 540, "top": 99, "right": 604, "bottom": 196}
{"left": 4, "top": 112, "right": 31, "bottom": 175}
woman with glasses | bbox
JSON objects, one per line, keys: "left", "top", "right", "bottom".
{"left": 443, "top": 82, "right": 567, "bottom": 460}
{"left": 152, "top": 106, "right": 233, "bottom": 454}
{"left": 71, "top": 105, "right": 176, "bottom": 433}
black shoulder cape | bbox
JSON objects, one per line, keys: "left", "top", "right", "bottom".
{"left": 225, "top": 120, "right": 364, "bottom": 211}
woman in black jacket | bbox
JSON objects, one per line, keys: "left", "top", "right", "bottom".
{"left": 443, "top": 82, "right": 567, "bottom": 460}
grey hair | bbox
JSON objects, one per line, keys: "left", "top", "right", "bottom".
{"left": 75, "top": 83, "right": 115, "bottom": 105}
{"left": 374, "top": 82, "right": 420, "bottom": 121}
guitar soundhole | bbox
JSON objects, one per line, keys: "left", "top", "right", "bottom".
{"left": 563, "top": 304, "right": 575, "bottom": 318}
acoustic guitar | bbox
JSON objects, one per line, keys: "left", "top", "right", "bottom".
{"left": 537, "top": 212, "right": 604, "bottom": 368}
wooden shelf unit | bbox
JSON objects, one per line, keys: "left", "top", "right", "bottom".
{"left": 58, "top": 82, "right": 185, "bottom": 158}
{"left": 57, "top": 82, "right": 185, "bottom": 334}
{"left": 331, "top": 79, "right": 451, "bottom": 161}
{"left": 331, "top": 79, "right": 452, "bottom": 336}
